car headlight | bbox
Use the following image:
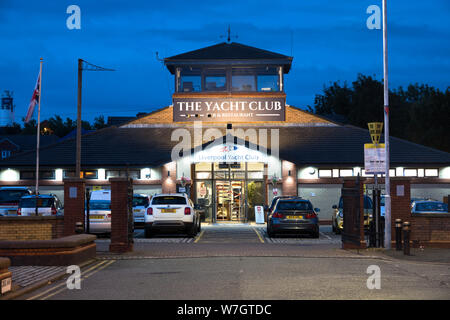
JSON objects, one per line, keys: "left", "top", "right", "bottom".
{"left": 338, "top": 211, "right": 343, "bottom": 218}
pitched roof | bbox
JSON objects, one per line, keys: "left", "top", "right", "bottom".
{"left": 1, "top": 125, "right": 449, "bottom": 168}
{"left": 0, "top": 135, "right": 59, "bottom": 152}
{"left": 164, "top": 42, "right": 293, "bottom": 74}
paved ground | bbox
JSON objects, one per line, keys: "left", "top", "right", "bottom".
{"left": 9, "top": 266, "right": 66, "bottom": 289}
{"left": 14, "top": 224, "right": 450, "bottom": 300}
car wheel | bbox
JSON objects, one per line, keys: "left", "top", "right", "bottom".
{"left": 267, "top": 225, "right": 274, "bottom": 238}
{"left": 336, "top": 228, "right": 341, "bottom": 235}
{"left": 197, "top": 219, "right": 201, "bottom": 232}
{"left": 312, "top": 230, "right": 320, "bottom": 238}
{"left": 144, "top": 227, "right": 153, "bottom": 238}
{"left": 187, "top": 223, "right": 197, "bottom": 238}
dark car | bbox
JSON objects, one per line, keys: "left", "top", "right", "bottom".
{"left": 267, "top": 198, "right": 320, "bottom": 238}
{"left": 0, "top": 187, "right": 33, "bottom": 216}
{"left": 265, "top": 195, "right": 298, "bottom": 221}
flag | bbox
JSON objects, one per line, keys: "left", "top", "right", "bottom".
{"left": 25, "top": 71, "right": 41, "bottom": 123}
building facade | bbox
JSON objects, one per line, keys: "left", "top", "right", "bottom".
{"left": 1, "top": 42, "right": 449, "bottom": 223}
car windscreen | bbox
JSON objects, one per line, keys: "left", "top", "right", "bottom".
{"left": 89, "top": 200, "right": 111, "bottom": 210}
{"left": 133, "top": 197, "right": 149, "bottom": 207}
{"left": 276, "top": 201, "right": 313, "bottom": 211}
{"left": 0, "top": 190, "right": 30, "bottom": 204}
{"left": 152, "top": 196, "right": 187, "bottom": 205}
{"left": 415, "top": 202, "right": 448, "bottom": 212}
{"left": 20, "top": 198, "right": 53, "bottom": 208}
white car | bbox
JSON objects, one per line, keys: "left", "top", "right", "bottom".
{"left": 86, "top": 190, "right": 112, "bottom": 234}
{"left": 133, "top": 194, "right": 151, "bottom": 226}
{"left": 144, "top": 193, "right": 201, "bottom": 238}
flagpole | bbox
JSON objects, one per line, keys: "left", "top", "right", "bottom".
{"left": 35, "top": 58, "right": 43, "bottom": 215}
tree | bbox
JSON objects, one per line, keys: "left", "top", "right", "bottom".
{"left": 309, "top": 74, "right": 450, "bottom": 153}
{"left": 93, "top": 115, "right": 107, "bottom": 130}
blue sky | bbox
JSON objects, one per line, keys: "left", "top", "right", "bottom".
{"left": 0, "top": 0, "right": 449, "bottom": 123}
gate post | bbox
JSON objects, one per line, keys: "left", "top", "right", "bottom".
{"left": 341, "top": 177, "right": 366, "bottom": 249}
{"left": 63, "top": 178, "right": 86, "bottom": 236}
{"left": 109, "top": 177, "right": 134, "bottom": 253}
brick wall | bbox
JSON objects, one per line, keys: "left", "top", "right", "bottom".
{"left": 390, "top": 179, "right": 450, "bottom": 248}
{"left": 63, "top": 178, "right": 86, "bottom": 236}
{"left": 0, "top": 216, "right": 64, "bottom": 240}
{"left": 127, "top": 105, "right": 333, "bottom": 126}
{"left": 282, "top": 160, "right": 297, "bottom": 196}
{"left": 162, "top": 162, "right": 177, "bottom": 194}
{"left": 109, "top": 178, "right": 133, "bottom": 253}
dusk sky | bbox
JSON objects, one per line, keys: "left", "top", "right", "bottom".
{"left": 0, "top": 0, "right": 449, "bottom": 123}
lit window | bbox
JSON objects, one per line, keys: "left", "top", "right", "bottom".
{"left": 339, "top": 169, "right": 353, "bottom": 177}
{"left": 318, "top": 169, "right": 332, "bottom": 178}
{"left": 425, "top": 169, "right": 438, "bottom": 177}
{"left": 404, "top": 169, "right": 417, "bottom": 177}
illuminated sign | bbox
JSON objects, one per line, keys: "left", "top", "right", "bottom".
{"left": 193, "top": 143, "right": 268, "bottom": 163}
{"left": 173, "top": 97, "right": 285, "bottom": 122}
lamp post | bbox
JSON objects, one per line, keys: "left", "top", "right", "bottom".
{"left": 382, "top": 0, "right": 391, "bottom": 249}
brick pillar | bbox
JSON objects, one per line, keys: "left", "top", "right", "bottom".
{"left": 63, "top": 178, "right": 86, "bottom": 236}
{"left": 109, "top": 177, "right": 133, "bottom": 253}
{"left": 281, "top": 160, "right": 297, "bottom": 196}
{"left": 341, "top": 178, "right": 366, "bottom": 249}
{"left": 390, "top": 178, "right": 411, "bottom": 246}
{"left": 162, "top": 161, "right": 177, "bottom": 194}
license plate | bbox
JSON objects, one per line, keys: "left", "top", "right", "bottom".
{"left": 287, "top": 215, "right": 303, "bottom": 220}
{"left": 1, "top": 277, "right": 12, "bottom": 294}
{"left": 161, "top": 208, "right": 176, "bottom": 213}
{"left": 133, "top": 209, "right": 141, "bottom": 213}
{"left": 90, "top": 215, "right": 104, "bottom": 220}
{"left": 8, "top": 210, "right": 16, "bottom": 215}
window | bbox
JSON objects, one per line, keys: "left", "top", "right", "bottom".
{"left": 232, "top": 68, "right": 256, "bottom": 92}
{"left": 179, "top": 67, "right": 201, "bottom": 92}
{"left": 425, "top": 169, "right": 439, "bottom": 177}
{"left": 63, "top": 170, "right": 98, "bottom": 179}
{"left": 152, "top": 196, "right": 187, "bottom": 205}
{"left": 20, "top": 170, "right": 55, "bottom": 180}
{"left": 404, "top": 169, "right": 417, "bottom": 177}
{"left": 276, "top": 200, "right": 313, "bottom": 211}
{"left": 105, "top": 170, "right": 140, "bottom": 180}
{"left": 339, "top": 169, "right": 353, "bottom": 177}
{"left": 257, "top": 67, "right": 280, "bottom": 92}
{"left": 318, "top": 169, "right": 332, "bottom": 178}
{"left": 204, "top": 69, "right": 227, "bottom": 92}
{"left": 1, "top": 150, "right": 11, "bottom": 159}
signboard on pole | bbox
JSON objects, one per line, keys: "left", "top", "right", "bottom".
{"left": 364, "top": 143, "right": 386, "bottom": 174}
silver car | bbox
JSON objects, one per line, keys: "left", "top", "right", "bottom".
{"left": 18, "top": 194, "right": 64, "bottom": 216}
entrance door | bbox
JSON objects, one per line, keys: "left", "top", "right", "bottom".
{"left": 215, "top": 180, "right": 245, "bottom": 222}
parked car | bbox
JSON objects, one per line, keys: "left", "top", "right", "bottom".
{"left": 0, "top": 187, "right": 32, "bottom": 216}
{"left": 264, "top": 195, "right": 297, "bottom": 221}
{"left": 144, "top": 193, "right": 200, "bottom": 238}
{"left": 18, "top": 194, "right": 64, "bottom": 216}
{"left": 86, "top": 190, "right": 112, "bottom": 234}
{"left": 267, "top": 197, "right": 320, "bottom": 238}
{"left": 332, "top": 195, "right": 373, "bottom": 234}
{"left": 411, "top": 200, "right": 448, "bottom": 214}
{"left": 133, "top": 194, "right": 151, "bottom": 226}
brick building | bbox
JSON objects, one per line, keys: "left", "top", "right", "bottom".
{"left": 0, "top": 41, "right": 449, "bottom": 224}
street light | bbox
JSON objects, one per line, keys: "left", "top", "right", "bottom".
{"left": 382, "top": 0, "right": 391, "bottom": 249}
{"left": 76, "top": 59, "right": 115, "bottom": 177}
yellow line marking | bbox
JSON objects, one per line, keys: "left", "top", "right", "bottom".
{"left": 40, "top": 260, "right": 116, "bottom": 300}
{"left": 194, "top": 230, "right": 205, "bottom": 243}
{"left": 253, "top": 228, "right": 265, "bottom": 243}
{"left": 27, "top": 260, "right": 108, "bottom": 300}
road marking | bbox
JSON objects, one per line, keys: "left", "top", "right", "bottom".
{"left": 253, "top": 228, "right": 265, "bottom": 243}
{"left": 26, "top": 260, "right": 109, "bottom": 300}
{"left": 194, "top": 230, "right": 205, "bottom": 243}
{"left": 320, "top": 232, "right": 332, "bottom": 240}
{"left": 40, "top": 260, "right": 116, "bottom": 300}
